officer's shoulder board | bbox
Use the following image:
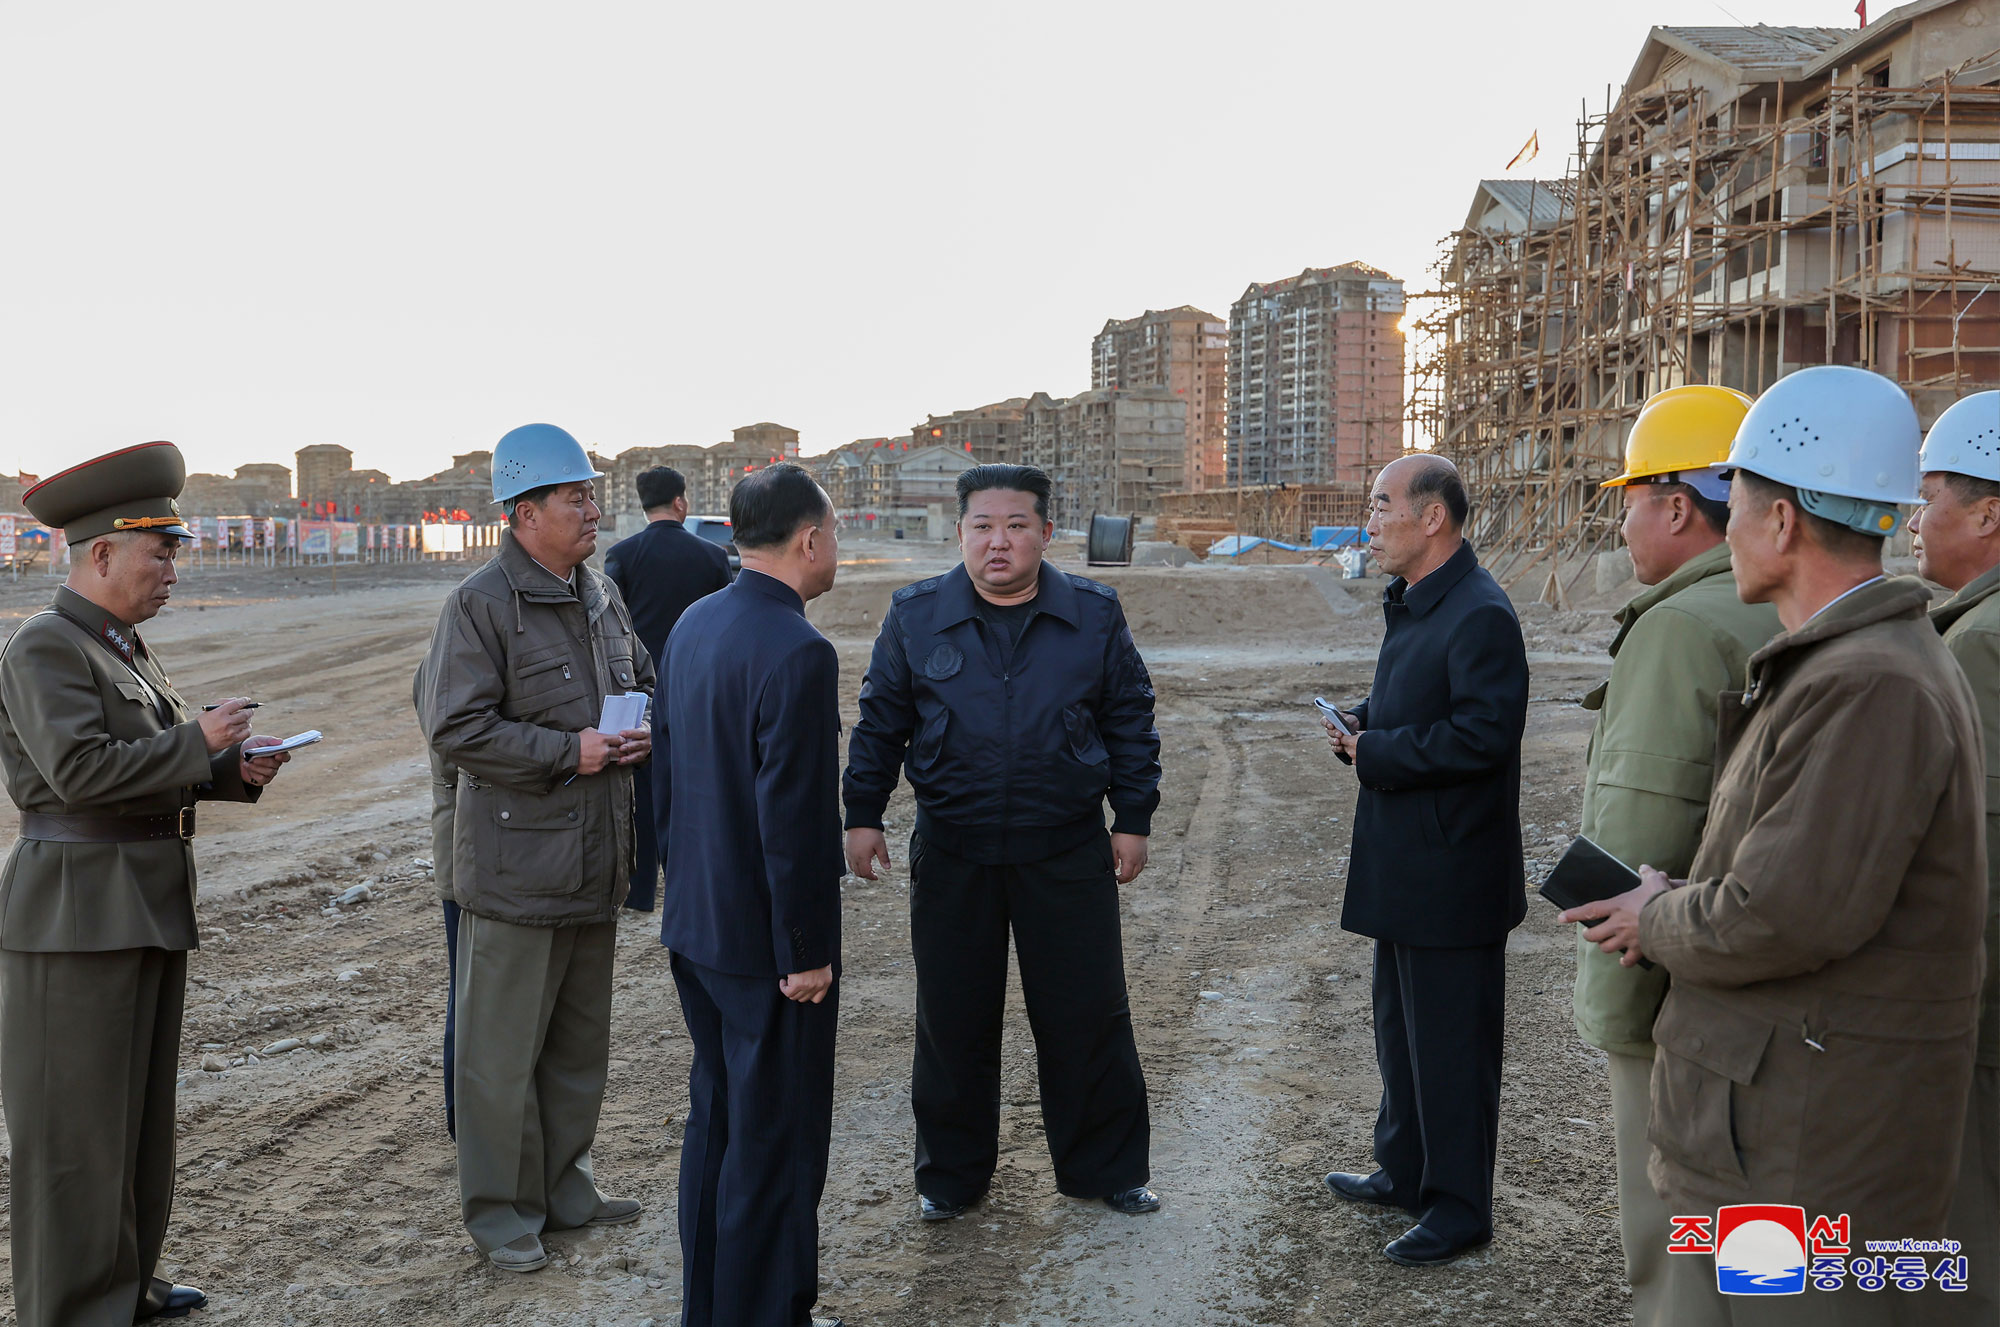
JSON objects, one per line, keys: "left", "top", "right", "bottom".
{"left": 892, "top": 575, "right": 944, "bottom": 605}
{"left": 1065, "top": 571, "right": 1121, "bottom": 602}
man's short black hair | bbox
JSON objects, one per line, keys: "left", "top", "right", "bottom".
{"left": 1945, "top": 472, "right": 2000, "bottom": 506}
{"left": 635, "top": 466, "right": 687, "bottom": 511}
{"left": 730, "top": 463, "right": 831, "bottom": 551}
{"left": 504, "top": 483, "right": 558, "bottom": 526}
{"left": 1649, "top": 480, "right": 1732, "bottom": 537}
{"left": 1735, "top": 470, "right": 1886, "bottom": 563}
{"left": 956, "top": 464, "right": 1051, "bottom": 522}
{"left": 1403, "top": 456, "right": 1469, "bottom": 531}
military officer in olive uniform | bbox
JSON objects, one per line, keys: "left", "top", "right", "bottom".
{"left": 0, "top": 442, "right": 293, "bottom": 1326}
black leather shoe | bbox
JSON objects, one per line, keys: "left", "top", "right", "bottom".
{"left": 1383, "top": 1223, "right": 1492, "bottom": 1267}
{"left": 138, "top": 1284, "right": 209, "bottom": 1319}
{"left": 919, "top": 1193, "right": 970, "bottom": 1221}
{"left": 1105, "top": 1185, "right": 1161, "bottom": 1214}
{"left": 1324, "top": 1170, "right": 1399, "bottom": 1206}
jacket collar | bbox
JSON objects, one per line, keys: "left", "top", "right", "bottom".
{"left": 735, "top": 567, "right": 806, "bottom": 616}
{"left": 1609, "top": 542, "right": 1735, "bottom": 658}
{"left": 933, "top": 561, "right": 1081, "bottom": 629}
{"left": 1931, "top": 560, "right": 2000, "bottom": 635}
{"left": 1743, "top": 575, "right": 1933, "bottom": 701}
{"left": 1385, "top": 538, "right": 1478, "bottom": 619}
{"left": 497, "top": 529, "right": 580, "bottom": 602}
{"left": 53, "top": 585, "right": 142, "bottom": 662}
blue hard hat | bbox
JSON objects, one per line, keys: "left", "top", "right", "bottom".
{"left": 490, "top": 423, "right": 605, "bottom": 504}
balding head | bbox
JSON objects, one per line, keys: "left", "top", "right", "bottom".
{"left": 1381, "top": 454, "right": 1468, "bottom": 531}
{"left": 1367, "top": 453, "right": 1470, "bottom": 583}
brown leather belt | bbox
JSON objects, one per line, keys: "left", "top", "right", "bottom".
{"left": 18, "top": 808, "right": 195, "bottom": 842}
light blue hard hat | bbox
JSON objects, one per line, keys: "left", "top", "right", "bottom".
{"left": 490, "top": 423, "right": 605, "bottom": 504}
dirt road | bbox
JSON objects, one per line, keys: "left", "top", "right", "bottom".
{"left": 0, "top": 552, "right": 1633, "bottom": 1326}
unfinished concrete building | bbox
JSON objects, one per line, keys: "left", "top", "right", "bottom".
{"left": 1413, "top": 0, "right": 2000, "bottom": 591}
{"left": 1020, "top": 388, "right": 1188, "bottom": 530}
{"left": 910, "top": 398, "right": 1029, "bottom": 467}
{"left": 1228, "top": 263, "right": 1406, "bottom": 487}
{"left": 1092, "top": 307, "right": 1229, "bottom": 491}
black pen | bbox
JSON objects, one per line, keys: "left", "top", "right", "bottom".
{"left": 201, "top": 702, "right": 261, "bottom": 711}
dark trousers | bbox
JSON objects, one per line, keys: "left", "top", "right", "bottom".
{"left": 671, "top": 951, "right": 837, "bottom": 1327}
{"left": 910, "top": 830, "right": 1150, "bottom": 1205}
{"left": 443, "top": 898, "right": 460, "bottom": 1138}
{"left": 1370, "top": 938, "right": 1506, "bottom": 1242}
{"left": 628, "top": 759, "right": 658, "bottom": 912}
{"left": 0, "top": 947, "right": 187, "bottom": 1327}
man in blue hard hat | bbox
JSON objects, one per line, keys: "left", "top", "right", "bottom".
{"left": 419, "top": 423, "right": 655, "bottom": 1273}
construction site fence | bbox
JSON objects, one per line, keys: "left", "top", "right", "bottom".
{"left": 6, "top": 517, "right": 510, "bottom": 573}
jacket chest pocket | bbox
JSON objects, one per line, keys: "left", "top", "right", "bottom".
{"left": 504, "top": 646, "right": 588, "bottom": 717}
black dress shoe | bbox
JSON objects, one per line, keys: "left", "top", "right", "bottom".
{"left": 1323, "top": 1170, "right": 1399, "bottom": 1206}
{"left": 1383, "top": 1223, "right": 1492, "bottom": 1267}
{"left": 138, "top": 1284, "right": 209, "bottom": 1320}
{"left": 919, "top": 1193, "right": 970, "bottom": 1221}
{"left": 1104, "top": 1185, "right": 1161, "bottom": 1214}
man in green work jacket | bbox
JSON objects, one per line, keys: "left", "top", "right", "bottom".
{"left": 0, "top": 442, "right": 293, "bottom": 1326}
{"left": 1910, "top": 390, "right": 2000, "bottom": 1324}
{"left": 1572, "top": 386, "right": 1779, "bottom": 1326}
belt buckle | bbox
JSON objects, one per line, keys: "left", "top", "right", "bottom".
{"left": 177, "top": 807, "right": 195, "bottom": 840}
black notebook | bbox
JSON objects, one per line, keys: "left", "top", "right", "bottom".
{"left": 1540, "top": 835, "right": 1654, "bottom": 969}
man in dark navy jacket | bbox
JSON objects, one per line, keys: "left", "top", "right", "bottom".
{"left": 1320, "top": 454, "right": 1529, "bottom": 1268}
{"left": 604, "top": 465, "right": 730, "bottom": 912}
{"left": 844, "top": 464, "right": 1163, "bottom": 1223}
{"left": 654, "top": 463, "right": 845, "bottom": 1327}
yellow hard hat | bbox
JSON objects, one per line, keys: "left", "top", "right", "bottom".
{"left": 1602, "top": 385, "right": 1755, "bottom": 490}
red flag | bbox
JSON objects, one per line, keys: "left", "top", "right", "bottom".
{"left": 1855, "top": 0, "right": 1866, "bottom": 23}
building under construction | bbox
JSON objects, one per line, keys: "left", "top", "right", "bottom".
{"left": 1411, "top": 0, "right": 2000, "bottom": 595}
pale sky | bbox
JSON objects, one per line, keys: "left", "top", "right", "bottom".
{"left": 0, "top": 0, "right": 1866, "bottom": 485}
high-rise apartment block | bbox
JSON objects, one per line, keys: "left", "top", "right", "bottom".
{"left": 1092, "top": 306, "right": 1227, "bottom": 491}
{"left": 1228, "top": 264, "right": 1405, "bottom": 487}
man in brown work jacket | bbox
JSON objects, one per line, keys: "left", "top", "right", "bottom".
{"left": 1574, "top": 367, "right": 1986, "bottom": 1325}
{"left": 420, "top": 422, "right": 655, "bottom": 1273}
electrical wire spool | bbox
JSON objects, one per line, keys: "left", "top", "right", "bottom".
{"left": 1086, "top": 513, "right": 1134, "bottom": 566}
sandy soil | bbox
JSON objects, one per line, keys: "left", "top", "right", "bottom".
{"left": 0, "top": 547, "right": 1636, "bottom": 1326}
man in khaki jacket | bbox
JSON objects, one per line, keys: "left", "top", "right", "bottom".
{"left": 420, "top": 423, "right": 655, "bottom": 1273}
{"left": 1572, "top": 386, "right": 1779, "bottom": 1324}
{"left": 1910, "top": 390, "right": 2000, "bottom": 1324}
{"left": 1576, "top": 367, "right": 1985, "bottom": 1324}
{"left": 0, "top": 442, "right": 292, "bottom": 1326}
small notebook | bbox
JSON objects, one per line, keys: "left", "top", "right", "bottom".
{"left": 1540, "top": 835, "right": 1654, "bottom": 970}
{"left": 598, "top": 692, "right": 648, "bottom": 734}
{"left": 246, "top": 730, "right": 322, "bottom": 757}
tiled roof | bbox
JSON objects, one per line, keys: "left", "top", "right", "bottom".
{"left": 1654, "top": 25, "right": 1847, "bottom": 73}
{"left": 1479, "top": 180, "right": 1574, "bottom": 229}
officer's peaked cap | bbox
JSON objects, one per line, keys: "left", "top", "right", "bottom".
{"left": 24, "top": 441, "right": 196, "bottom": 545}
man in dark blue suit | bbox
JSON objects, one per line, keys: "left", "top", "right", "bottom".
{"left": 1320, "top": 454, "right": 1529, "bottom": 1268}
{"left": 655, "top": 462, "right": 845, "bottom": 1327}
{"left": 605, "top": 465, "right": 731, "bottom": 912}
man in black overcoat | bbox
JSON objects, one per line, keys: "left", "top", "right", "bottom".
{"left": 655, "top": 463, "right": 846, "bottom": 1327}
{"left": 604, "top": 465, "right": 731, "bottom": 912}
{"left": 1321, "top": 453, "right": 1529, "bottom": 1267}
